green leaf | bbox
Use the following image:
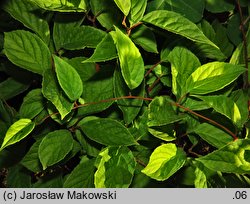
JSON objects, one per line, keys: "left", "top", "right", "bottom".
{"left": 129, "top": 0, "right": 147, "bottom": 25}
{"left": 186, "top": 62, "right": 246, "bottom": 95}
{"left": 114, "top": 70, "right": 144, "bottom": 124}
{"left": 94, "top": 146, "right": 136, "bottom": 187}
{"left": 4, "top": 30, "right": 51, "bottom": 75}
{"left": 90, "top": 0, "right": 123, "bottom": 30}
{"left": 0, "top": 119, "right": 35, "bottom": 151}
{"left": 193, "top": 123, "right": 233, "bottom": 148}
{"left": 7, "top": 165, "right": 31, "bottom": 188}
{"left": 110, "top": 26, "right": 144, "bottom": 89}
{"left": 148, "top": 124, "right": 176, "bottom": 142}
{"left": 114, "top": 0, "right": 131, "bottom": 16}
{"left": 148, "top": 96, "right": 185, "bottom": 127}
{"left": 130, "top": 25, "right": 158, "bottom": 53}
{"left": 19, "top": 89, "right": 44, "bottom": 119}
{"left": 53, "top": 55, "right": 83, "bottom": 101}
{"left": 29, "top": 0, "right": 88, "bottom": 12}
{"left": 196, "top": 139, "right": 250, "bottom": 174}
{"left": 38, "top": 130, "right": 74, "bottom": 170}
{"left": 196, "top": 95, "right": 242, "bottom": 128}
{"left": 0, "top": 77, "right": 29, "bottom": 100}
{"left": 79, "top": 117, "right": 137, "bottom": 146}
{"left": 4, "top": 0, "right": 50, "bottom": 44}
{"left": 227, "top": 14, "right": 242, "bottom": 46}
{"left": 167, "top": 46, "right": 201, "bottom": 98}
{"left": 42, "top": 69, "right": 73, "bottom": 119}
{"left": 194, "top": 162, "right": 208, "bottom": 188}
{"left": 164, "top": 0, "right": 205, "bottom": 23}
{"left": 142, "top": 10, "right": 225, "bottom": 60}
{"left": 63, "top": 159, "right": 95, "bottom": 187}
{"left": 21, "top": 139, "right": 43, "bottom": 172}
{"left": 83, "top": 34, "right": 117, "bottom": 63}
{"left": 53, "top": 19, "right": 106, "bottom": 50}
{"left": 141, "top": 143, "right": 186, "bottom": 181}
{"left": 205, "top": 0, "right": 234, "bottom": 13}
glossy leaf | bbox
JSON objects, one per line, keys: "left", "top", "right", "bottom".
{"left": 148, "top": 96, "right": 186, "bottom": 127}
{"left": 94, "top": 146, "right": 136, "bottom": 187}
{"left": 29, "top": 0, "right": 88, "bottom": 12}
{"left": 111, "top": 26, "right": 144, "bottom": 89}
{"left": 186, "top": 62, "right": 246, "bottom": 95}
{"left": 0, "top": 119, "right": 35, "bottom": 151}
{"left": 148, "top": 124, "right": 176, "bottom": 142}
{"left": 197, "top": 139, "right": 250, "bottom": 174}
{"left": 63, "top": 159, "right": 95, "bottom": 188}
{"left": 83, "top": 34, "right": 117, "bottom": 63}
{"left": 193, "top": 123, "right": 233, "bottom": 148}
{"left": 79, "top": 117, "right": 137, "bottom": 146}
{"left": 142, "top": 10, "right": 225, "bottom": 60}
{"left": 196, "top": 95, "right": 242, "bottom": 128}
{"left": 131, "top": 25, "right": 158, "bottom": 53}
{"left": 129, "top": 0, "right": 147, "bottom": 25}
{"left": 114, "top": 0, "right": 131, "bottom": 16}
{"left": 19, "top": 89, "right": 44, "bottom": 119}
{"left": 167, "top": 46, "right": 201, "bottom": 98}
{"left": 4, "top": 30, "right": 51, "bottom": 75}
{"left": 54, "top": 55, "right": 83, "bottom": 101}
{"left": 42, "top": 69, "right": 73, "bottom": 119}
{"left": 164, "top": 0, "right": 205, "bottom": 23}
{"left": 4, "top": 0, "right": 50, "bottom": 44}
{"left": 141, "top": 143, "right": 186, "bottom": 181}
{"left": 90, "top": 0, "right": 123, "bottom": 30}
{"left": 114, "top": 70, "right": 144, "bottom": 124}
{"left": 38, "top": 130, "right": 74, "bottom": 170}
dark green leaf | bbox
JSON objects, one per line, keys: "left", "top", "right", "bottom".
{"left": 110, "top": 26, "right": 144, "bottom": 89}
{"left": 54, "top": 55, "right": 83, "bottom": 101}
{"left": 79, "top": 117, "right": 138, "bottom": 146}
{"left": 95, "top": 146, "right": 136, "bottom": 187}
{"left": 142, "top": 143, "right": 186, "bottom": 181}
{"left": 148, "top": 124, "right": 176, "bottom": 142}
{"left": 7, "top": 165, "right": 31, "bottom": 187}
{"left": 227, "top": 14, "right": 242, "bottom": 46}
{"left": 205, "top": 0, "right": 234, "bottom": 13}
{"left": 38, "top": 130, "right": 74, "bottom": 170}
{"left": 4, "top": 30, "right": 51, "bottom": 75}
{"left": 4, "top": 0, "right": 50, "bottom": 44}
{"left": 197, "top": 139, "right": 250, "bottom": 174}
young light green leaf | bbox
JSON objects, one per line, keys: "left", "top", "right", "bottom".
{"left": 79, "top": 118, "right": 137, "bottom": 146}
{"left": 83, "top": 34, "right": 117, "bottom": 63}
{"left": 142, "top": 10, "right": 225, "bottom": 60}
{"left": 21, "top": 139, "right": 43, "bottom": 172}
{"left": 196, "top": 95, "right": 242, "bottom": 128}
{"left": 130, "top": 25, "right": 158, "bottom": 53}
{"left": 186, "top": 62, "right": 246, "bottom": 95}
{"left": 63, "top": 159, "right": 95, "bottom": 188}
{"left": 114, "top": 0, "right": 131, "bottom": 16}
{"left": 4, "top": 0, "right": 50, "bottom": 44}
{"left": 4, "top": 30, "right": 51, "bottom": 75}
{"left": 19, "top": 89, "right": 44, "bottom": 119}
{"left": 53, "top": 55, "right": 83, "bottom": 101}
{"left": 164, "top": 0, "right": 205, "bottom": 23}
{"left": 167, "top": 46, "right": 201, "bottom": 98}
{"left": 193, "top": 123, "right": 233, "bottom": 148}
{"left": 38, "top": 130, "right": 74, "bottom": 170}
{"left": 95, "top": 146, "right": 136, "bottom": 187}
{"left": 0, "top": 77, "right": 29, "bottom": 100}
{"left": 29, "top": 0, "right": 88, "bottom": 12}
{"left": 114, "top": 70, "right": 144, "bottom": 124}
{"left": 111, "top": 26, "right": 144, "bottom": 89}
{"left": 141, "top": 143, "right": 186, "bottom": 181}
{"left": 148, "top": 124, "right": 176, "bottom": 142}
{"left": 196, "top": 139, "right": 250, "bottom": 174}
{"left": 90, "top": 0, "right": 123, "bottom": 30}
{"left": 42, "top": 69, "right": 73, "bottom": 119}
{"left": 148, "top": 96, "right": 186, "bottom": 127}
{"left": 129, "top": 0, "right": 147, "bottom": 25}
{"left": 0, "top": 119, "right": 35, "bottom": 151}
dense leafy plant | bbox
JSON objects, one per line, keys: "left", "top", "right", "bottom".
{"left": 0, "top": 0, "right": 249, "bottom": 188}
